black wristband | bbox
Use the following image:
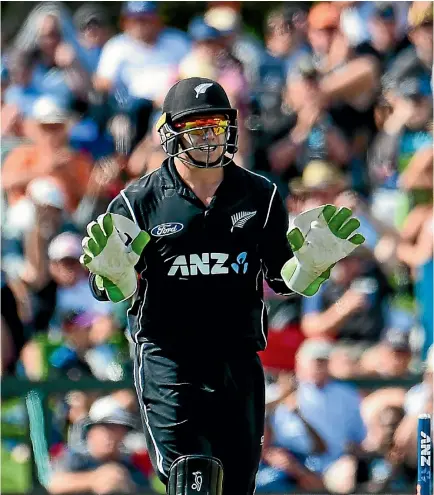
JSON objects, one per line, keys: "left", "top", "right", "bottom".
{"left": 89, "top": 273, "right": 109, "bottom": 301}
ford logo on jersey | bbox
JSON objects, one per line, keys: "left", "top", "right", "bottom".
{"left": 151, "top": 223, "right": 184, "bottom": 237}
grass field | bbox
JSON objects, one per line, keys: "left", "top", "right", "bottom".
{"left": 1, "top": 445, "right": 31, "bottom": 493}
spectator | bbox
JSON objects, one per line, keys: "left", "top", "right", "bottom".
{"left": 204, "top": 4, "right": 264, "bottom": 88}
{"left": 396, "top": 201, "right": 433, "bottom": 358}
{"left": 22, "top": 311, "right": 95, "bottom": 381}
{"left": 2, "top": 97, "right": 93, "bottom": 214}
{"left": 49, "top": 404, "right": 146, "bottom": 494}
{"left": 391, "top": 346, "right": 433, "bottom": 467}
{"left": 94, "top": 1, "right": 190, "bottom": 104}
{"left": 248, "top": 7, "right": 310, "bottom": 157}
{"left": 286, "top": 163, "right": 398, "bottom": 270}
{"left": 73, "top": 4, "right": 112, "bottom": 75}
{"left": 47, "top": 232, "right": 114, "bottom": 319}
{"left": 365, "top": 3, "right": 411, "bottom": 72}
{"left": 333, "top": 189, "right": 402, "bottom": 275}
{"left": 306, "top": 2, "right": 384, "bottom": 193}
{"left": 3, "top": 177, "right": 74, "bottom": 285}
{"left": 72, "top": 154, "right": 131, "bottom": 233}
{"left": 287, "top": 159, "right": 349, "bottom": 211}
{"left": 261, "top": 6, "right": 310, "bottom": 76}
{"left": 384, "top": 1, "right": 432, "bottom": 94}
{"left": 1, "top": 50, "right": 33, "bottom": 160}
{"left": 369, "top": 77, "right": 432, "bottom": 227}
{"left": 21, "top": 8, "right": 92, "bottom": 106}
{"left": 178, "top": 17, "right": 222, "bottom": 80}
{"left": 261, "top": 60, "right": 350, "bottom": 189}
{"left": 301, "top": 248, "right": 393, "bottom": 344}
{"left": 179, "top": 15, "right": 249, "bottom": 112}
{"left": 307, "top": 2, "right": 381, "bottom": 103}
{"left": 21, "top": 226, "right": 113, "bottom": 333}
{"left": 93, "top": 1, "right": 190, "bottom": 150}
{"left": 328, "top": 342, "right": 365, "bottom": 379}
{"left": 359, "top": 328, "right": 413, "bottom": 378}
{"left": 64, "top": 391, "right": 97, "bottom": 453}
{"left": 360, "top": 405, "right": 417, "bottom": 493}
{"left": 3, "top": 50, "right": 41, "bottom": 119}
{"left": 65, "top": 394, "right": 138, "bottom": 453}
{"left": 22, "top": 310, "right": 123, "bottom": 382}
{"left": 402, "top": 345, "right": 433, "bottom": 418}
{"left": 257, "top": 371, "right": 325, "bottom": 492}
{"left": 295, "top": 340, "right": 367, "bottom": 494}
{"left": 361, "top": 386, "right": 408, "bottom": 449}
{"left": 67, "top": 5, "right": 115, "bottom": 162}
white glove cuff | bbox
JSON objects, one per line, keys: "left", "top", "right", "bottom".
{"left": 281, "top": 258, "right": 319, "bottom": 297}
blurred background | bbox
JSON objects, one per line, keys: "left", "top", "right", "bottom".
{"left": 0, "top": 1, "right": 432, "bottom": 494}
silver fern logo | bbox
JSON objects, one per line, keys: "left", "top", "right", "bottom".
{"left": 231, "top": 211, "right": 257, "bottom": 232}
{"left": 194, "top": 83, "right": 213, "bottom": 98}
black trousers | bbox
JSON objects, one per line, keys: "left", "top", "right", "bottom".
{"left": 133, "top": 341, "right": 265, "bottom": 495}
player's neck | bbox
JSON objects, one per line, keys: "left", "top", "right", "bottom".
{"left": 174, "top": 158, "right": 224, "bottom": 189}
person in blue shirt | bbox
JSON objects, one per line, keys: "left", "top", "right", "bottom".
{"left": 94, "top": 1, "right": 191, "bottom": 102}
{"left": 73, "top": 4, "right": 112, "bottom": 75}
{"left": 252, "top": 6, "right": 310, "bottom": 136}
{"left": 301, "top": 251, "right": 392, "bottom": 344}
{"left": 294, "top": 340, "right": 367, "bottom": 493}
{"left": 93, "top": 1, "right": 191, "bottom": 148}
{"left": 257, "top": 371, "right": 326, "bottom": 492}
{"left": 28, "top": 15, "right": 75, "bottom": 108}
{"left": 3, "top": 50, "right": 43, "bottom": 117}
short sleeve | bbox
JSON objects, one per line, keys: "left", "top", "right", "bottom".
{"left": 404, "top": 384, "right": 426, "bottom": 416}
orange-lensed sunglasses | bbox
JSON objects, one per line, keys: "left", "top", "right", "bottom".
{"left": 174, "top": 118, "right": 229, "bottom": 136}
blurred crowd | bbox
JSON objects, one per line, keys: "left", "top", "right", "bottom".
{"left": 1, "top": 1, "right": 433, "bottom": 493}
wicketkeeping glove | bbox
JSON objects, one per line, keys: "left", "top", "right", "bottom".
{"left": 80, "top": 213, "right": 150, "bottom": 303}
{"left": 281, "top": 205, "right": 365, "bottom": 297}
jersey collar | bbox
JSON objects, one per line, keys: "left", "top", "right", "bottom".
{"left": 160, "top": 157, "right": 236, "bottom": 201}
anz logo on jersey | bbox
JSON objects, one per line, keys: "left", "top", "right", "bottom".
{"left": 168, "top": 252, "right": 248, "bottom": 276}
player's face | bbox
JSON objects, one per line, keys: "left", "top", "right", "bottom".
{"left": 177, "top": 114, "right": 228, "bottom": 165}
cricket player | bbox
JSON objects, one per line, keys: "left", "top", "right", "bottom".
{"left": 81, "top": 77, "right": 365, "bottom": 495}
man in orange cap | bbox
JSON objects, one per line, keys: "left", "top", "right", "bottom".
{"left": 307, "top": 2, "right": 341, "bottom": 67}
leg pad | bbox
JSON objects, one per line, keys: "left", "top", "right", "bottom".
{"left": 168, "top": 455, "right": 223, "bottom": 495}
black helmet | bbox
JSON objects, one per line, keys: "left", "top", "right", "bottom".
{"left": 156, "top": 77, "right": 238, "bottom": 168}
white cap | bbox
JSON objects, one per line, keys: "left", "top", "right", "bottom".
{"left": 48, "top": 232, "right": 82, "bottom": 261}
{"left": 297, "top": 339, "right": 334, "bottom": 361}
{"left": 32, "top": 97, "right": 69, "bottom": 124}
{"left": 89, "top": 396, "right": 123, "bottom": 421}
{"left": 27, "top": 178, "right": 65, "bottom": 209}
{"left": 205, "top": 7, "right": 239, "bottom": 32}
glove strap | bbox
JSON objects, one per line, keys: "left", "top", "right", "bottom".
{"left": 281, "top": 258, "right": 333, "bottom": 297}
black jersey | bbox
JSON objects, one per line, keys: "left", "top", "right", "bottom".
{"left": 90, "top": 158, "right": 293, "bottom": 356}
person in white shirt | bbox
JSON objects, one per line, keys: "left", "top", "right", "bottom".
{"left": 94, "top": 1, "right": 190, "bottom": 104}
